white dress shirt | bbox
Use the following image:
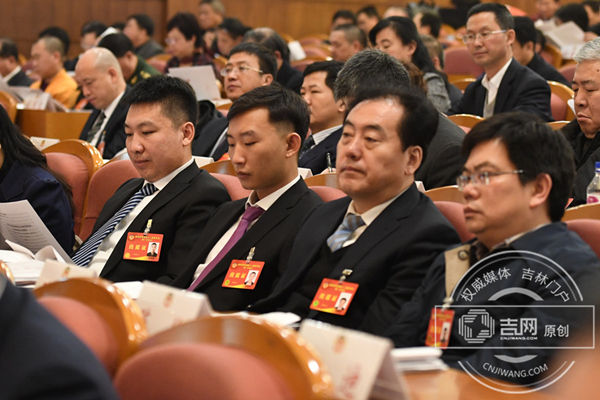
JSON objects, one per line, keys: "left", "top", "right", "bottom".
{"left": 311, "top": 124, "right": 342, "bottom": 147}
{"left": 481, "top": 58, "right": 512, "bottom": 117}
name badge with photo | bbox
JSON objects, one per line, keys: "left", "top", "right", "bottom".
{"left": 123, "top": 233, "right": 164, "bottom": 262}
{"left": 222, "top": 260, "right": 265, "bottom": 290}
{"left": 310, "top": 278, "right": 359, "bottom": 316}
{"left": 425, "top": 307, "right": 455, "bottom": 349}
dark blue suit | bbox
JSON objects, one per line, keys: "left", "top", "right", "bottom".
{"left": 298, "top": 127, "right": 342, "bottom": 175}
{"left": 0, "top": 161, "right": 74, "bottom": 253}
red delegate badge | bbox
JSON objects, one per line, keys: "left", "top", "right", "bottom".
{"left": 425, "top": 307, "right": 455, "bottom": 349}
{"left": 123, "top": 233, "right": 164, "bottom": 262}
{"left": 309, "top": 278, "right": 359, "bottom": 316}
{"left": 222, "top": 260, "right": 264, "bottom": 290}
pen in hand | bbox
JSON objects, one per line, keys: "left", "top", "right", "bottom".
{"left": 326, "top": 152, "right": 333, "bottom": 173}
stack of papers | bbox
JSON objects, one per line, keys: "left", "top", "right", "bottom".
{"left": 391, "top": 347, "right": 447, "bottom": 372}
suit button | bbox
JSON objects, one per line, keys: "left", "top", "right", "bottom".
{"left": 458, "top": 250, "right": 469, "bottom": 260}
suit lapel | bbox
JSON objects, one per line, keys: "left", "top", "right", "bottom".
{"left": 494, "top": 59, "right": 517, "bottom": 115}
{"left": 300, "top": 127, "right": 342, "bottom": 166}
{"left": 474, "top": 77, "right": 487, "bottom": 116}
{"left": 196, "top": 119, "right": 228, "bottom": 155}
{"left": 102, "top": 87, "right": 130, "bottom": 144}
{"left": 79, "top": 109, "right": 101, "bottom": 141}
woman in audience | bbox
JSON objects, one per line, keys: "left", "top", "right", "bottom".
{"left": 216, "top": 18, "right": 251, "bottom": 57}
{"left": 164, "top": 12, "right": 215, "bottom": 73}
{"left": 0, "top": 107, "right": 74, "bottom": 253}
{"left": 370, "top": 16, "right": 452, "bottom": 113}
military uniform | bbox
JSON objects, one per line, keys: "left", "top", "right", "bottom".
{"left": 127, "top": 57, "right": 160, "bottom": 86}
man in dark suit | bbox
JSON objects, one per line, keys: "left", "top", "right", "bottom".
{"left": 386, "top": 112, "right": 600, "bottom": 385}
{"left": 450, "top": 4, "right": 553, "bottom": 122}
{"left": 0, "top": 276, "right": 119, "bottom": 399}
{"left": 193, "top": 43, "right": 276, "bottom": 160}
{"left": 250, "top": 86, "right": 461, "bottom": 336}
{"left": 512, "top": 16, "right": 570, "bottom": 87}
{"left": 299, "top": 61, "right": 345, "bottom": 175}
{"left": 0, "top": 38, "right": 33, "bottom": 86}
{"left": 123, "top": 14, "right": 165, "bottom": 60}
{"left": 170, "top": 85, "right": 323, "bottom": 311}
{"left": 76, "top": 48, "right": 129, "bottom": 159}
{"left": 334, "top": 49, "right": 465, "bottom": 189}
{"left": 71, "top": 75, "right": 230, "bottom": 284}
{"left": 243, "top": 28, "right": 303, "bottom": 93}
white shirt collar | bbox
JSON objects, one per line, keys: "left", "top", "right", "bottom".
{"left": 145, "top": 157, "right": 194, "bottom": 190}
{"left": 2, "top": 65, "right": 21, "bottom": 83}
{"left": 344, "top": 185, "right": 411, "bottom": 226}
{"left": 246, "top": 175, "right": 301, "bottom": 211}
{"left": 481, "top": 58, "right": 513, "bottom": 105}
{"left": 312, "top": 124, "right": 342, "bottom": 145}
{"left": 103, "top": 89, "right": 126, "bottom": 120}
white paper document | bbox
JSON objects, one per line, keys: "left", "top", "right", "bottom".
{"left": 169, "top": 65, "right": 222, "bottom": 101}
{"left": 543, "top": 21, "right": 586, "bottom": 59}
{"left": 391, "top": 347, "right": 447, "bottom": 372}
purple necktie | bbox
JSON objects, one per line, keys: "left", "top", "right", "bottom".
{"left": 188, "top": 205, "right": 265, "bottom": 291}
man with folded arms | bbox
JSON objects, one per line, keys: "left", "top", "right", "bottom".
{"left": 386, "top": 112, "right": 600, "bottom": 384}
{"left": 299, "top": 61, "right": 345, "bottom": 175}
{"left": 76, "top": 48, "right": 130, "bottom": 159}
{"left": 250, "top": 86, "right": 460, "bottom": 335}
{"left": 71, "top": 75, "right": 230, "bottom": 283}
{"left": 170, "top": 85, "right": 323, "bottom": 311}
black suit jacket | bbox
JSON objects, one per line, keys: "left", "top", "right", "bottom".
{"left": 7, "top": 69, "right": 33, "bottom": 86}
{"left": 79, "top": 163, "right": 230, "bottom": 283}
{"left": 527, "top": 52, "right": 571, "bottom": 87}
{"left": 298, "top": 127, "right": 342, "bottom": 175}
{"left": 251, "top": 184, "right": 461, "bottom": 335}
{"left": 171, "top": 179, "right": 323, "bottom": 311}
{"left": 450, "top": 58, "right": 553, "bottom": 122}
{"left": 0, "top": 277, "right": 119, "bottom": 399}
{"left": 416, "top": 114, "right": 465, "bottom": 190}
{"left": 192, "top": 117, "right": 229, "bottom": 159}
{"left": 79, "top": 86, "right": 131, "bottom": 159}
{"left": 276, "top": 61, "right": 303, "bottom": 93}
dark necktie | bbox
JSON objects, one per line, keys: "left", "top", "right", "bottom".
{"left": 86, "top": 112, "right": 106, "bottom": 145}
{"left": 299, "top": 135, "right": 316, "bottom": 160}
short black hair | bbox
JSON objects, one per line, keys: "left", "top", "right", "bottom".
{"left": 128, "top": 14, "right": 155, "bottom": 37}
{"left": 123, "top": 75, "right": 198, "bottom": 128}
{"left": 227, "top": 84, "right": 310, "bottom": 147}
{"left": 332, "top": 10, "right": 357, "bottom": 25}
{"left": 38, "top": 27, "right": 70, "bottom": 54}
{"left": 303, "top": 60, "right": 344, "bottom": 92}
{"left": 218, "top": 18, "right": 251, "bottom": 39}
{"left": 555, "top": 4, "right": 589, "bottom": 32}
{"left": 357, "top": 6, "right": 380, "bottom": 20}
{"left": 229, "top": 43, "right": 278, "bottom": 79}
{"left": 243, "top": 28, "right": 290, "bottom": 64}
{"left": 98, "top": 33, "right": 134, "bottom": 58}
{"left": 536, "top": 29, "right": 546, "bottom": 51}
{"left": 513, "top": 16, "right": 537, "bottom": 46}
{"left": 332, "top": 24, "right": 367, "bottom": 48}
{"left": 167, "top": 12, "right": 203, "bottom": 48}
{"left": 584, "top": 1, "right": 600, "bottom": 14}
{"left": 462, "top": 112, "right": 574, "bottom": 222}
{"left": 420, "top": 12, "right": 441, "bottom": 38}
{"left": 466, "top": 3, "right": 514, "bottom": 31}
{"left": 112, "top": 22, "right": 126, "bottom": 31}
{"left": 347, "top": 85, "right": 439, "bottom": 161}
{"left": 0, "top": 38, "right": 19, "bottom": 61}
{"left": 81, "top": 20, "right": 108, "bottom": 38}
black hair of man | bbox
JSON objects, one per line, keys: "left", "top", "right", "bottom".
{"left": 536, "top": 29, "right": 546, "bottom": 51}
{"left": 357, "top": 6, "right": 381, "bottom": 20}
{"left": 462, "top": 112, "right": 575, "bottom": 222}
{"left": 347, "top": 84, "right": 439, "bottom": 161}
{"left": 332, "top": 9, "right": 357, "bottom": 25}
{"left": 555, "top": 4, "right": 589, "bottom": 32}
{"left": 332, "top": 24, "right": 368, "bottom": 48}
{"left": 112, "top": 22, "right": 126, "bottom": 31}
{"left": 229, "top": 42, "right": 278, "bottom": 79}
{"left": 303, "top": 60, "right": 344, "bottom": 92}
{"left": 466, "top": 3, "right": 514, "bottom": 30}
{"left": 123, "top": 75, "right": 198, "bottom": 128}
{"left": 0, "top": 38, "right": 20, "bottom": 62}
{"left": 81, "top": 20, "right": 108, "bottom": 38}
{"left": 167, "top": 12, "right": 203, "bottom": 48}
{"left": 334, "top": 48, "right": 410, "bottom": 101}
{"left": 227, "top": 84, "right": 309, "bottom": 148}
{"left": 218, "top": 18, "right": 251, "bottom": 39}
{"left": 127, "top": 14, "right": 156, "bottom": 37}
{"left": 243, "top": 28, "right": 290, "bottom": 64}
{"left": 420, "top": 12, "right": 442, "bottom": 38}
{"left": 584, "top": 1, "right": 600, "bottom": 13}
{"left": 513, "top": 16, "right": 537, "bottom": 46}
{"left": 98, "top": 33, "right": 134, "bottom": 58}
{"left": 38, "top": 27, "right": 70, "bottom": 54}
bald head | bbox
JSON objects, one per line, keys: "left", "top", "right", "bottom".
{"left": 76, "top": 48, "right": 126, "bottom": 110}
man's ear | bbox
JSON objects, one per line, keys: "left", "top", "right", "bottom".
{"left": 506, "top": 29, "right": 516, "bottom": 47}
{"left": 404, "top": 145, "right": 423, "bottom": 176}
{"left": 286, "top": 132, "right": 302, "bottom": 158}
{"left": 529, "top": 172, "right": 553, "bottom": 210}
{"left": 262, "top": 74, "right": 274, "bottom": 85}
{"left": 181, "top": 121, "right": 195, "bottom": 146}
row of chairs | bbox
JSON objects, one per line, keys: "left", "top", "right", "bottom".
{"left": 26, "top": 277, "right": 333, "bottom": 399}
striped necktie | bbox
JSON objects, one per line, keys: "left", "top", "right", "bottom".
{"left": 86, "top": 111, "right": 106, "bottom": 145}
{"left": 72, "top": 183, "right": 158, "bottom": 267}
{"left": 326, "top": 213, "right": 365, "bottom": 253}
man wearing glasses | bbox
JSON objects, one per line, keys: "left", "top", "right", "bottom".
{"left": 193, "top": 43, "right": 277, "bottom": 160}
{"left": 449, "top": 3, "right": 553, "bottom": 122}
{"left": 386, "top": 112, "right": 600, "bottom": 384}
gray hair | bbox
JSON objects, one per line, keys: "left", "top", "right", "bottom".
{"left": 574, "top": 37, "right": 600, "bottom": 63}
{"left": 333, "top": 48, "right": 411, "bottom": 101}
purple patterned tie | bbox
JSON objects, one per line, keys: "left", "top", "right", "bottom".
{"left": 188, "top": 205, "right": 264, "bottom": 291}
